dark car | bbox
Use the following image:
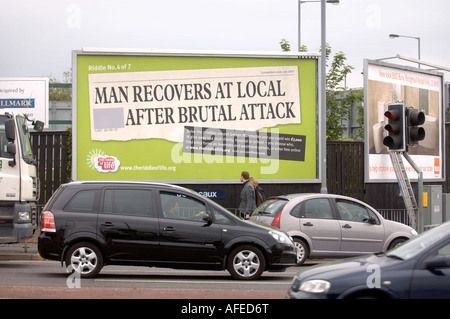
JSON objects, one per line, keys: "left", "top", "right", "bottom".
{"left": 38, "top": 181, "right": 296, "bottom": 280}
{"left": 287, "top": 220, "right": 450, "bottom": 299}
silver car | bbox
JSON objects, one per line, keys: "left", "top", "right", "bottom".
{"left": 250, "top": 194, "right": 418, "bottom": 265}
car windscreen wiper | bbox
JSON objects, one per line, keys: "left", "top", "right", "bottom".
{"left": 386, "top": 254, "right": 404, "bottom": 260}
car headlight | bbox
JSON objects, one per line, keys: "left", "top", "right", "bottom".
{"left": 269, "top": 230, "right": 293, "bottom": 244}
{"left": 299, "top": 280, "right": 331, "bottom": 294}
{"left": 18, "top": 212, "right": 30, "bottom": 221}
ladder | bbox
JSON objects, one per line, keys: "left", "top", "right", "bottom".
{"left": 388, "top": 151, "right": 417, "bottom": 230}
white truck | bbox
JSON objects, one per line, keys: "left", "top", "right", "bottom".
{"left": 0, "top": 109, "right": 43, "bottom": 243}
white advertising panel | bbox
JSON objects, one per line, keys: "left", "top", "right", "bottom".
{"left": 88, "top": 66, "right": 301, "bottom": 143}
{"left": 0, "top": 77, "right": 49, "bottom": 127}
{"left": 364, "top": 60, "right": 444, "bottom": 182}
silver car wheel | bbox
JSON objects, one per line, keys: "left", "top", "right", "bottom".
{"left": 227, "top": 245, "right": 265, "bottom": 280}
{"left": 294, "top": 242, "right": 305, "bottom": 263}
{"left": 293, "top": 238, "right": 308, "bottom": 265}
{"left": 232, "top": 250, "right": 261, "bottom": 277}
{"left": 65, "top": 242, "right": 103, "bottom": 278}
{"left": 70, "top": 246, "right": 98, "bottom": 275}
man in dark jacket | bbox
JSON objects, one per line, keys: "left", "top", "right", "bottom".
{"left": 238, "top": 171, "right": 256, "bottom": 219}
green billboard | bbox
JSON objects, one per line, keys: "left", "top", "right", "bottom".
{"left": 73, "top": 49, "right": 319, "bottom": 183}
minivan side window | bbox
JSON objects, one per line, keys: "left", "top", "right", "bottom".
{"left": 211, "top": 208, "right": 235, "bottom": 225}
{"left": 102, "top": 189, "right": 153, "bottom": 217}
{"left": 160, "top": 191, "right": 206, "bottom": 221}
{"left": 64, "top": 190, "right": 99, "bottom": 212}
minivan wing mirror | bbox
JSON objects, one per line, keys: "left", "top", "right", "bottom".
{"left": 202, "top": 213, "right": 213, "bottom": 226}
{"left": 425, "top": 255, "right": 450, "bottom": 270}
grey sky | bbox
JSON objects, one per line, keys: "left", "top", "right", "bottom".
{"left": 1, "top": 0, "right": 449, "bottom": 88}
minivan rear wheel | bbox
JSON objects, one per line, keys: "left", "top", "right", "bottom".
{"left": 65, "top": 242, "right": 103, "bottom": 278}
{"left": 227, "top": 245, "right": 265, "bottom": 280}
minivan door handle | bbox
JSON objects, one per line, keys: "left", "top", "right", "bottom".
{"left": 303, "top": 222, "right": 314, "bottom": 227}
{"left": 342, "top": 224, "right": 352, "bottom": 229}
{"left": 101, "top": 222, "right": 114, "bottom": 227}
{"left": 163, "top": 226, "right": 175, "bottom": 232}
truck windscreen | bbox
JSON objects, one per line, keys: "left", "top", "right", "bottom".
{"left": 16, "top": 116, "right": 34, "bottom": 164}
{"left": 0, "top": 116, "right": 14, "bottom": 159}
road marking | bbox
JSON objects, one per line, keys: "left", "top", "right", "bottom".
{"left": 94, "top": 278, "right": 290, "bottom": 285}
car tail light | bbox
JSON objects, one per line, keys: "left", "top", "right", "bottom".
{"left": 41, "top": 211, "right": 56, "bottom": 232}
{"left": 271, "top": 211, "right": 282, "bottom": 229}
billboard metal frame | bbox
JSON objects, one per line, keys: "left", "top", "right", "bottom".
{"left": 364, "top": 58, "right": 445, "bottom": 183}
{"left": 72, "top": 49, "right": 323, "bottom": 184}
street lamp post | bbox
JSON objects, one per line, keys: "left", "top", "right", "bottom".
{"left": 298, "top": 0, "right": 339, "bottom": 50}
{"left": 320, "top": 0, "right": 327, "bottom": 193}
{"left": 389, "top": 34, "right": 421, "bottom": 68}
{"left": 298, "top": 0, "right": 339, "bottom": 193}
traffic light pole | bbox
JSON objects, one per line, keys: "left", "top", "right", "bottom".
{"left": 383, "top": 101, "right": 425, "bottom": 232}
{"left": 389, "top": 151, "right": 417, "bottom": 230}
{"left": 403, "top": 152, "right": 424, "bottom": 233}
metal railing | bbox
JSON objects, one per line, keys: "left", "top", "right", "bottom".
{"left": 378, "top": 209, "right": 410, "bottom": 226}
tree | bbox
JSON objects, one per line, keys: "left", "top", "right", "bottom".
{"left": 279, "top": 39, "right": 364, "bottom": 141}
{"left": 49, "top": 69, "right": 72, "bottom": 101}
{"left": 280, "top": 39, "right": 291, "bottom": 52}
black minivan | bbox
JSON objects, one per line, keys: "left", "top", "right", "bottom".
{"left": 38, "top": 181, "right": 296, "bottom": 280}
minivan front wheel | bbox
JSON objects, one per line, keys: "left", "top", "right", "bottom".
{"left": 65, "top": 242, "right": 103, "bottom": 278}
{"left": 227, "top": 245, "right": 265, "bottom": 280}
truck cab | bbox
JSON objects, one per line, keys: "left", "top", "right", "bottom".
{"left": 0, "top": 110, "right": 43, "bottom": 243}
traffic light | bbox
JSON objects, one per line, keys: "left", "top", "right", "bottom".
{"left": 406, "top": 107, "right": 425, "bottom": 146}
{"left": 383, "top": 102, "right": 406, "bottom": 151}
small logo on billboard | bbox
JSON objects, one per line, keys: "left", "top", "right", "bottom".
{"left": 0, "top": 98, "right": 35, "bottom": 108}
{"left": 86, "top": 149, "right": 105, "bottom": 170}
{"left": 434, "top": 158, "right": 440, "bottom": 176}
{"left": 94, "top": 155, "right": 120, "bottom": 173}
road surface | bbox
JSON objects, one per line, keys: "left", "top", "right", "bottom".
{"left": 0, "top": 259, "right": 323, "bottom": 299}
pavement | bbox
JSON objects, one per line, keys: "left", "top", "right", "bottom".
{"left": 0, "top": 242, "right": 40, "bottom": 261}
{"left": 0, "top": 286, "right": 287, "bottom": 299}
{"left": 0, "top": 231, "right": 41, "bottom": 261}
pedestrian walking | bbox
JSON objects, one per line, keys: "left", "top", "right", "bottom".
{"left": 250, "top": 177, "right": 266, "bottom": 207}
{"left": 238, "top": 171, "right": 256, "bottom": 219}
